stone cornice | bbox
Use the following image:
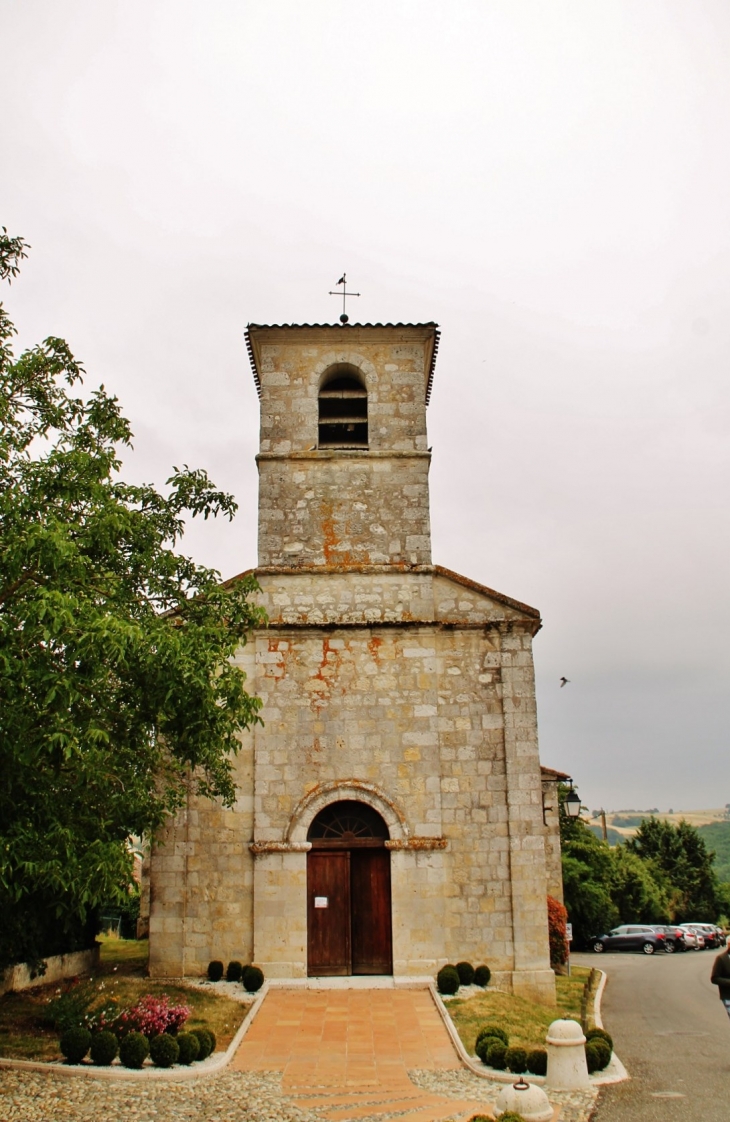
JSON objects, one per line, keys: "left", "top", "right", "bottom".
{"left": 249, "top": 841, "right": 312, "bottom": 855}
{"left": 385, "top": 838, "right": 448, "bottom": 851}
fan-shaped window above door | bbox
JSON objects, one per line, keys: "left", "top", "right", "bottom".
{"left": 307, "top": 800, "right": 389, "bottom": 846}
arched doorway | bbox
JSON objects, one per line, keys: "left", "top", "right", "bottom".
{"left": 306, "top": 800, "right": 393, "bottom": 976}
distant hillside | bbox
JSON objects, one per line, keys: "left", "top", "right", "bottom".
{"left": 598, "top": 808, "right": 730, "bottom": 843}
{"left": 588, "top": 824, "right": 624, "bottom": 846}
{"left": 698, "top": 821, "right": 730, "bottom": 883}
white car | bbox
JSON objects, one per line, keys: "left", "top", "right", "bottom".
{"left": 679, "top": 925, "right": 706, "bottom": 950}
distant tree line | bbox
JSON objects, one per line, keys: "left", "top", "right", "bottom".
{"left": 559, "top": 788, "right": 730, "bottom": 947}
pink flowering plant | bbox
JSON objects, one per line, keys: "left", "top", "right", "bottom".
{"left": 101, "top": 994, "right": 191, "bottom": 1039}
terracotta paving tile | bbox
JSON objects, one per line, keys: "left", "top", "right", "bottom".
{"left": 230, "top": 987, "right": 502, "bottom": 1120}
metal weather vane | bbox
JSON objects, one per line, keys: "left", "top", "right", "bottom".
{"left": 329, "top": 273, "right": 360, "bottom": 324}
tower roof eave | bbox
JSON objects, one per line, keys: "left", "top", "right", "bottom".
{"left": 245, "top": 322, "right": 440, "bottom": 404}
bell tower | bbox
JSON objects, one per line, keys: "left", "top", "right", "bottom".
{"left": 245, "top": 323, "right": 440, "bottom": 571}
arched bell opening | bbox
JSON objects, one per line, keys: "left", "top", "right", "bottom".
{"left": 318, "top": 366, "right": 368, "bottom": 450}
{"left": 306, "top": 799, "right": 392, "bottom": 976}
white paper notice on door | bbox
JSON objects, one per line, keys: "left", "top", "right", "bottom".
{"left": 314, "top": 897, "right": 328, "bottom": 908}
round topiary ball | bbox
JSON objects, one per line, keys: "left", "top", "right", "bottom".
{"left": 436, "top": 965, "right": 460, "bottom": 995}
{"left": 243, "top": 965, "right": 264, "bottom": 993}
{"left": 497, "top": 1113, "right": 528, "bottom": 1122}
{"left": 207, "top": 960, "right": 224, "bottom": 982}
{"left": 474, "top": 964, "right": 491, "bottom": 988}
{"left": 476, "top": 1024, "right": 509, "bottom": 1048}
{"left": 504, "top": 1046, "right": 528, "bottom": 1074}
{"left": 456, "top": 961, "right": 475, "bottom": 986}
{"left": 119, "top": 1031, "right": 150, "bottom": 1069}
{"left": 176, "top": 1031, "right": 201, "bottom": 1065}
{"left": 585, "top": 1039, "right": 611, "bottom": 1073}
{"left": 150, "top": 1032, "right": 180, "bottom": 1068}
{"left": 206, "top": 1028, "right": 217, "bottom": 1052}
{"left": 90, "top": 1030, "right": 118, "bottom": 1066}
{"left": 475, "top": 1035, "right": 501, "bottom": 1064}
{"left": 527, "top": 1047, "right": 548, "bottom": 1076}
{"left": 192, "top": 1027, "right": 214, "bottom": 1060}
{"left": 59, "top": 1026, "right": 92, "bottom": 1064}
{"left": 486, "top": 1040, "right": 508, "bottom": 1069}
{"left": 585, "top": 1027, "right": 613, "bottom": 1053}
{"left": 226, "top": 960, "right": 243, "bottom": 983}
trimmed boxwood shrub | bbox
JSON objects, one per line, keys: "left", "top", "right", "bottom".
{"left": 226, "top": 960, "right": 243, "bottom": 983}
{"left": 90, "top": 1030, "right": 118, "bottom": 1066}
{"left": 497, "top": 1114, "right": 528, "bottom": 1122}
{"left": 192, "top": 1027, "right": 214, "bottom": 1060}
{"left": 476, "top": 1024, "right": 509, "bottom": 1048}
{"left": 585, "top": 1039, "right": 611, "bottom": 1073}
{"left": 527, "top": 1047, "right": 547, "bottom": 1076}
{"left": 150, "top": 1032, "right": 180, "bottom": 1068}
{"left": 176, "top": 1031, "right": 200, "bottom": 1065}
{"left": 207, "top": 960, "right": 224, "bottom": 982}
{"left": 243, "top": 965, "right": 264, "bottom": 993}
{"left": 486, "top": 1040, "right": 507, "bottom": 1069}
{"left": 474, "top": 964, "right": 491, "bottom": 987}
{"left": 60, "top": 1026, "right": 92, "bottom": 1064}
{"left": 475, "top": 1035, "right": 502, "bottom": 1064}
{"left": 504, "top": 1046, "right": 528, "bottom": 1074}
{"left": 585, "top": 1027, "right": 613, "bottom": 1053}
{"left": 456, "top": 961, "right": 475, "bottom": 986}
{"left": 436, "top": 965, "right": 460, "bottom": 995}
{"left": 119, "top": 1031, "right": 150, "bottom": 1069}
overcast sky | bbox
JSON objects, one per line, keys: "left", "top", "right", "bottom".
{"left": 4, "top": 1, "right": 729, "bottom": 812}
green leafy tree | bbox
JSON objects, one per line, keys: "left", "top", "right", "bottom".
{"left": 0, "top": 230, "right": 266, "bottom": 966}
{"left": 609, "top": 844, "right": 668, "bottom": 924}
{"left": 626, "top": 818, "right": 720, "bottom": 922}
{"left": 559, "top": 799, "right": 619, "bottom": 946}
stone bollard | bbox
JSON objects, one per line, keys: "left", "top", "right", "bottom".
{"left": 494, "top": 1078, "right": 553, "bottom": 1122}
{"left": 546, "top": 1018, "right": 590, "bottom": 1090}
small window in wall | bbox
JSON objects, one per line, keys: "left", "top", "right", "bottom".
{"left": 318, "top": 369, "right": 368, "bottom": 449}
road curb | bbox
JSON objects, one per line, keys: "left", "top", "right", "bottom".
{"left": 590, "top": 969, "right": 630, "bottom": 1085}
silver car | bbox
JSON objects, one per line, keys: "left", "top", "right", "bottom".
{"left": 678, "top": 925, "right": 705, "bottom": 950}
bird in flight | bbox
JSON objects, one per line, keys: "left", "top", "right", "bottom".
{"left": 559, "top": 677, "right": 570, "bottom": 688}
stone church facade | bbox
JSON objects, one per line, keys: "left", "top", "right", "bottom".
{"left": 147, "top": 322, "right": 559, "bottom": 1005}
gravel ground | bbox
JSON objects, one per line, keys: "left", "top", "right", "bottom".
{"left": 409, "top": 1067, "right": 598, "bottom": 1122}
{"left": 0, "top": 1064, "right": 599, "bottom": 1122}
{"left": 0, "top": 1069, "right": 321, "bottom": 1122}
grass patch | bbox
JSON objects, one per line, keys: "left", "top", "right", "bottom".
{"left": 0, "top": 936, "right": 248, "bottom": 1062}
{"left": 444, "top": 967, "right": 592, "bottom": 1057}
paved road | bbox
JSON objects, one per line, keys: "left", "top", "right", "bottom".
{"left": 572, "top": 948, "right": 729, "bottom": 1121}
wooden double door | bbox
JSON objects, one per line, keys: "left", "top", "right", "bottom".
{"left": 307, "top": 847, "right": 393, "bottom": 976}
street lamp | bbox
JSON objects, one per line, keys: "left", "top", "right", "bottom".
{"left": 563, "top": 785, "right": 582, "bottom": 818}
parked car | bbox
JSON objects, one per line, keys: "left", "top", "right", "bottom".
{"left": 592, "top": 925, "right": 667, "bottom": 954}
{"left": 648, "top": 925, "right": 689, "bottom": 953}
{"left": 681, "top": 923, "right": 719, "bottom": 949}
{"left": 677, "top": 927, "right": 702, "bottom": 951}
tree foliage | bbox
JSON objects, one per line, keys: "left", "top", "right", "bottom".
{"left": 0, "top": 230, "right": 266, "bottom": 965}
{"left": 626, "top": 817, "right": 721, "bottom": 923}
{"left": 558, "top": 782, "right": 723, "bottom": 943}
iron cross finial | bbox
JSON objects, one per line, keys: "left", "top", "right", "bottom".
{"left": 328, "top": 273, "right": 360, "bottom": 324}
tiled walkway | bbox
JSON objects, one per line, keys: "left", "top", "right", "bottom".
{"left": 230, "top": 988, "right": 497, "bottom": 1122}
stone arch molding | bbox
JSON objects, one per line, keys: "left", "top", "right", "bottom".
{"left": 287, "top": 780, "right": 408, "bottom": 845}
{"left": 313, "top": 352, "right": 378, "bottom": 390}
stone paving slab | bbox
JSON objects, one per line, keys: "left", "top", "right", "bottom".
{"left": 230, "top": 989, "right": 498, "bottom": 1122}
